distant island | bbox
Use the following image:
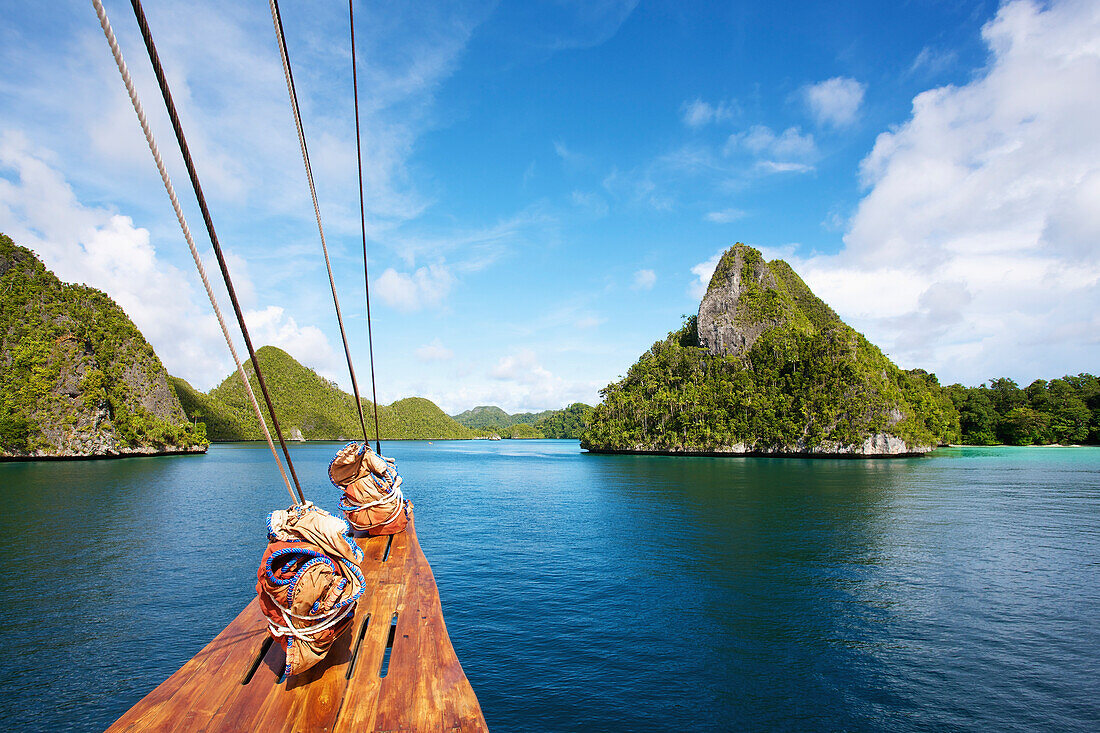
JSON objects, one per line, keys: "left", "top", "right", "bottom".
{"left": 451, "top": 403, "right": 592, "bottom": 439}
{"left": 170, "top": 347, "right": 590, "bottom": 442}
{"left": 581, "top": 243, "right": 1099, "bottom": 456}
{"left": 0, "top": 234, "right": 205, "bottom": 459}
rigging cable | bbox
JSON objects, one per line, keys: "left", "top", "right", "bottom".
{"left": 126, "top": 0, "right": 306, "bottom": 504}
{"left": 268, "top": 0, "right": 372, "bottom": 447}
{"left": 348, "top": 0, "right": 384, "bottom": 455}
{"left": 92, "top": 0, "right": 301, "bottom": 505}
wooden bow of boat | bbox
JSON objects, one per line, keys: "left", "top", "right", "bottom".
{"left": 108, "top": 520, "right": 487, "bottom": 732}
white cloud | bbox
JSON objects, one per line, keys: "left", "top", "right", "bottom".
{"left": 803, "top": 76, "right": 866, "bottom": 127}
{"left": 415, "top": 338, "right": 454, "bottom": 361}
{"left": 479, "top": 349, "right": 597, "bottom": 412}
{"left": 374, "top": 263, "right": 454, "bottom": 311}
{"left": 725, "top": 125, "right": 817, "bottom": 173}
{"left": 688, "top": 250, "right": 724, "bottom": 301}
{"left": 632, "top": 268, "right": 656, "bottom": 290}
{"left": 244, "top": 305, "right": 343, "bottom": 382}
{"left": 786, "top": 0, "right": 1100, "bottom": 383}
{"left": 681, "top": 98, "right": 736, "bottom": 127}
{"left": 704, "top": 208, "right": 746, "bottom": 223}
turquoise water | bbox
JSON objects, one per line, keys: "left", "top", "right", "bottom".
{"left": 1, "top": 441, "right": 1098, "bottom": 731}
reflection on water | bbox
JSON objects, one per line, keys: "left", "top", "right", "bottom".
{"left": 1, "top": 443, "right": 1098, "bottom": 731}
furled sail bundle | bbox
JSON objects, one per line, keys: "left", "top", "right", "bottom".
{"left": 330, "top": 442, "right": 413, "bottom": 535}
{"left": 256, "top": 502, "right": 365, "bottom": 677}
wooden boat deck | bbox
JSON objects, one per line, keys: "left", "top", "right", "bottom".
{"left": 107, "top": 519, "right": 487, "bottom": 732}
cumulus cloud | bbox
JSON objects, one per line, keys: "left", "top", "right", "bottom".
{"left": 688, "top": 250, "right": 724, "bottom": 301}
{"left": 415, "top": 338, "right": 454, "bottom": 361}
{"left": 632, "top": 268, "right": 656, "bottom": 290}
{"left": 374, "top": 263, "right": 454, "bottom": 311}
{"left": 803, "top": 76, "right": 866, "bottom": 127}
{"left": 244, "top": 305, "right": 343, "bottom": 382}
{"left": 681, "top": 98, "right": 737, "bottom": 127}
{"left": 777, "top": 0, "right": 1100, "bottom": 383}
{"left": 481, "top": 349, "right": 598, "bottom": 412}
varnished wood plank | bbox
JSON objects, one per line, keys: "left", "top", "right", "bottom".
{"left": 107, "top": 521, "right": 486, "bottom": 731}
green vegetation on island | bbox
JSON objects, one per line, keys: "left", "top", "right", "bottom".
{"left": 0, "top": 234, "right": 206, "bottom": 457}
{"left": 172, "top": 346, "right": 475, "bottom": 441}
{"left": 453, "top": 402, "right": 593, "bottom": 439}
{"left": 581, "top": 243, "right": 960, "bottom": 456}
{"left": 946, "top": 376, "right": 1100, "bottom": 445}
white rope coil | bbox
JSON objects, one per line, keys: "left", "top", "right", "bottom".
{"left": 92, "top": 0, "right": 296, "bottom": 504}
{"left": 264, "top": 591, "right": 357, "bottom": 641}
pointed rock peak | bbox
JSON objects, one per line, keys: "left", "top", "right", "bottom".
{"left": 704, "top": 243, "right": 772, "bottom": 296}
{"left": 697, "top": 243, "right": 790, "bottom": 357}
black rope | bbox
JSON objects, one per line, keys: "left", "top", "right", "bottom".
{"left": 129, "top": 0, "right": 305, "bottom": 504}
{"left": 348, "top": 0, "right": 383, "bottom": 455}
{"left": 271, "top": 0, "right": 372, "bottom": 448}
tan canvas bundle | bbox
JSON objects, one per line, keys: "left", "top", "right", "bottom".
{"left": 330, "top": 442, "right": 413, "bottom": 535}
{"left": 256, "top": 502, "right": 365, "bottom": 677}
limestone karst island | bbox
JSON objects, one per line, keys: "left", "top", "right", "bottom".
{"left": 581, "top": 243, "right": 957, "bottom": 456}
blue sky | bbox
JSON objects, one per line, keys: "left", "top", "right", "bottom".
{"left": 2, "top": 0, "right": 1098, "bottom": 413}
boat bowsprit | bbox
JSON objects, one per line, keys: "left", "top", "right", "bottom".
{"left": 108, "top": 517, "right": 487, "bottom": 731}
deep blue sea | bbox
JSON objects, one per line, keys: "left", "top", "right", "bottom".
{"left": 1, "top": 441, "right": 1098, "bottom": 731}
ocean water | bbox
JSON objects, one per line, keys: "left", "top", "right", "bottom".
{"left": 1, "top": 441, "right": 1098, "bottom": 731}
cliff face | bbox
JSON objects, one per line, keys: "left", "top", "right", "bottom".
{"left": 581, "top": 243, "right": 960, "bottom": 456}
{"left": 0, "top": 234, "right": 206, "bottom": 458}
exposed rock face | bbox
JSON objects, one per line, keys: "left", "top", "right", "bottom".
{"left": 698, "top": 244, "right": 782, "bottom": 356}
{"left": 0, "top": 234, "right": 206, "bottom": 459}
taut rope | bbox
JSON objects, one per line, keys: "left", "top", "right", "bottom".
{"left": 93, "top": 0, "right": 302, "bottom": 504}
{"left": 348, "top": 0, "right": 384, "bottom": 455}
{"left": 268, "top": 0, "right": 373, "bottom": 448}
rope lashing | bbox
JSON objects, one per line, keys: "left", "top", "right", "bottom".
{"left": 257, "top": 503, "right": 365, "bottom": 677}
{"left": 93, "top": 0, "right": 297, "bottom": 505}
{"left": 329, "top": 442, "right": 413, "bottom": 536}
{"left": 125, "top": 0, "right": 305, "bottom": 505}
{"left": 268, "top": 0, "right": 373, "bottom": 448}
{"left": 349, "top": 0, "right": 384, "bottom": 455}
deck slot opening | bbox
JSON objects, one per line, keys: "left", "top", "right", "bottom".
{"left": 345, "top": 614, "right": 371, "bottom": 679}
{"left": 241, "top": 635, "right": 274, "bottom": 685}
{"left": 379, "top": 613, "right": 398, "bottom": 678}
{"left": 382, "top": 535, "right": 394, "bottom": 562}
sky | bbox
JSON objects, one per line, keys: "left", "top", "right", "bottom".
{"left": 1, "top": 0, "right": 1098, "bottom": 414}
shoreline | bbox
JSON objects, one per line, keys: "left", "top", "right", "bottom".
{"left": 582, "top": 447, "right": 930, "bottom": 459}
{"left": 0, "top": 445, "right": 207, "bottom": 463}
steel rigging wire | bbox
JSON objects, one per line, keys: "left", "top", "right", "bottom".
{"left": 94, "top": 0, "right": 305, "bottom": 504}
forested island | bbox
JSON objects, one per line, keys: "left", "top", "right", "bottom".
{"left": 946, "top": 377, "right": 1099, "bottom": 445}
{"left": 451, "top": 403, "right": 592, "bottom": 439}
{"left": 580, "top": 243, "right": 1099, "bottom": 456}
{"left": 0, "top": 234, "right": 205, "bottom": 458}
